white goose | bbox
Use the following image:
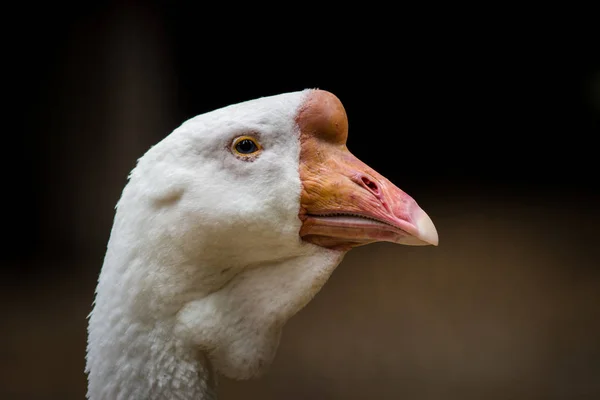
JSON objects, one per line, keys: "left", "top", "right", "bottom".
{"left": 86, "top": 89, "right": 438, "bottom": 399}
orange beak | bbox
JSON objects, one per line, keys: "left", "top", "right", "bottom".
{"left": 297, "top": 90, "right": 438, "bottom": 251}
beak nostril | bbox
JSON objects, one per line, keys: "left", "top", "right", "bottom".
{"left": 361, "top": 176, "right": 380, "bottom": 195}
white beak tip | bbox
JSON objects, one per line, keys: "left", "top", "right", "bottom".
{"left": 415, "top": 209, "right": 439, "bottom": 246}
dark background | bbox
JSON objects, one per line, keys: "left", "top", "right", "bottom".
{"left": 2, "top": 3, "right": 599, "bottom": 399}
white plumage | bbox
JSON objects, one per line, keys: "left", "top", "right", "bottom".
{"left": 86, "top": 89, "right": 437, "bottom": 399}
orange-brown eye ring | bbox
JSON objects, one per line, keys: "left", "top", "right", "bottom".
{"left": 232, "top": 136, "right": 262, "bottom": 157}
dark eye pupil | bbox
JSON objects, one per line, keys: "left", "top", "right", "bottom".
{"left": 236, "top": 139, "right": 256, "bottom": 154}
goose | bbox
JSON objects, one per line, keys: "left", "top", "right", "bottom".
{"left": 85, "top": 89, "right": 438, "bottom": 400}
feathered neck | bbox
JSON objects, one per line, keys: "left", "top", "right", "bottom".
{"left": 86, "top": 296, "right": 218, "bottom": 399}
{"left": 86, "top": 227, "right": 344, "bottom": 399}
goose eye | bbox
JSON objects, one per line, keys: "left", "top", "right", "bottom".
{"left": 232, "top": 136, "right": 262, "bottom": 157}
{"left": 236, "top": 139, "right": 257, "bottom": 153}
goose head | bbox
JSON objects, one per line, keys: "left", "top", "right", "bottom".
{"left": 86, "top": 89, "right": 437, "bottom": 399}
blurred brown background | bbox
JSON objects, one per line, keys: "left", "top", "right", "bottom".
{"left": 2, "top": 4, "right": 599, "bottom": 400}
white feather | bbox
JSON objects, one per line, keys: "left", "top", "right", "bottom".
{"left": 86, "top": 90, "right": 345, "bottom": 399}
